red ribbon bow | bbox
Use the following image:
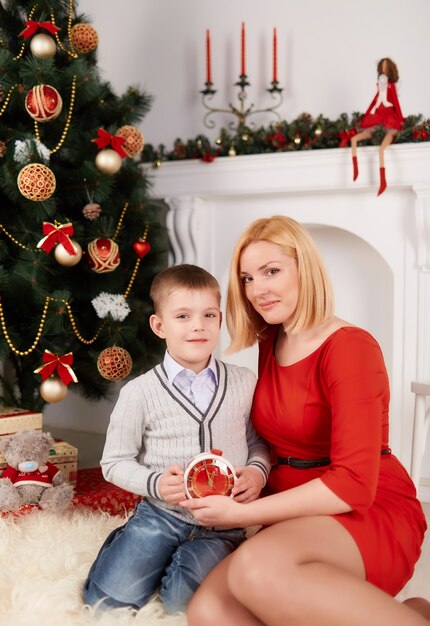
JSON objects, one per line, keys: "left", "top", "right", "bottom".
{"left": 19, "top": 21, "right": 61, "bottom": 39}
{"left": 91, "top": 129, "right": 127, "bottom": 158}
{"left": 37, "top": 222, "right": 76, "bottom": 255}
{"left": 34, "top": 350, "right": 78, "bottom": 385}
{"left": 338, "top": 128, "right": 357, "bottom": 148}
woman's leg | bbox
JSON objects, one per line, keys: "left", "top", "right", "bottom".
{"left": 187, "top": 554, "right": 264, "bottom": 626}
{"left": 224, "top": 516, "right": 430, "bottom": 626}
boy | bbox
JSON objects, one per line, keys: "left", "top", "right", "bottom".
{"left": 83, "top": 264, "right": 271, "bottom": 614}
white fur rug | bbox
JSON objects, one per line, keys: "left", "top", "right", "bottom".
{"left": 0, "top": 507, "right": 187, "bottom": 626}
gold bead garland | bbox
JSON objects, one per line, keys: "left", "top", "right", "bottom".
{"left": 13, "top": 5, "right": 37, "bottom": 61}
{"left": 0, "top": 223, "right": 43, "bottom": 253}
{"left": 0, "top": 84, "right": 18, "bottom": 118}
{"left": 112, "top": 202, "right": 129, "bottom": 241}
{"left": 51, "top": 0, "right": 78, "bottom": 59}
{"left": 34, "top": 74, "right": 77, "bottom": 154}
{"left": 123, "top": 223, "right": 149, "bottom": 299}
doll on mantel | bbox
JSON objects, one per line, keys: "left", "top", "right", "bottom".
{"left": 351, "top": 57, "right": 404, "bottom": 196}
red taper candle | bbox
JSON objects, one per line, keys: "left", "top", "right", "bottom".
{"left": 206, "top": 29, "right": 212, "bottom": 83}
{"left": 272, "top": 27, "right": 278, "bottom": 82}
{"left": 241, "top": 22, "right": 246, "bottom": 76}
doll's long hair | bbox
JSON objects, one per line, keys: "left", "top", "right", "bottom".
{"left": 377, "top": 58, "right": 399, "bottom": 83}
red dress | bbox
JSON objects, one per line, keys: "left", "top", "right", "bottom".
{"left": 360, "top": 79, "right": 404, "bottom": 130}
{"left": 251, "top": 326, "right": 427, "bottom": 596}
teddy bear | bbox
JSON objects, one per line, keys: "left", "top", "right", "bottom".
{"left": 0, "top": 429, "right": 74, "bottom": 512}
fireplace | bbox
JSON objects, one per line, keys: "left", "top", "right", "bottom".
{"left": 149, "top": 143, "right": 430, "bottom": 484}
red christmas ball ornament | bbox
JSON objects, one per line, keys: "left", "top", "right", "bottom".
{"left": 17, "top": 163, "right": 56, "bottom": 201}
{"left": 25, "top": 85, "right": 63, "bottom": 122}
{"left": 70, "top": 23, "right": 98, "bottom": 54}
{"left": 87, "top": 238, "right": 120, "bottom": 273}
{"left": 97, "top": 346, "right": 133, "bottom": 381}
{"left": 116, "top": 125, "right": 145, "bottom": 157}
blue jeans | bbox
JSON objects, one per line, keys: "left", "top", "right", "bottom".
{"left": 82, "top": 500, "right": 245, "bottom": 613}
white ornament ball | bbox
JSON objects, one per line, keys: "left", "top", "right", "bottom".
{"left": 30, "top": 33, "right": 57, "bottom": 59}
{"left": 54, "top": 240, "right": 83, "bottom": 266}
{"left": 95, "top": 149, "right": 122, "bottom": 175}
{"left": 40, "top": 377, "right": 68, "bottom": 403}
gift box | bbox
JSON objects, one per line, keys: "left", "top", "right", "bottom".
{"left": 0, "top": 407, "right": 42, "bottom": 438}
{"left": 72, "top": 467, "right": 141, "bottom": 515}
{"left": 0, "top": 439, "right": 78, "bottom": 486}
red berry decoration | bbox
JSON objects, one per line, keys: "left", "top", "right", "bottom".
{"left": 25, "top": 85, "right": 63, "bottom": 122}
{"left": 97, "top": 347, "right": 133, "bottom": 381}
{"left": 87, "top": 238, "right": 120, "bottom": 273}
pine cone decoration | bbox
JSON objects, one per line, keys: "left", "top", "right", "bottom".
{"left": 82, "top": 202, "right": 102, "bottom": 220}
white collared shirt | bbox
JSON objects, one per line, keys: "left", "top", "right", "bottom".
{"left": 163, "top": 351, "right": 218, "bottom": 413}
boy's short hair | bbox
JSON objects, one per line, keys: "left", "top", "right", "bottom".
{"left": 150, "top": 264, "right": 221, "bottom": 313}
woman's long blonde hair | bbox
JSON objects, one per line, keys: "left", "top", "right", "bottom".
{"left": 226, "top": 215, "right": 334, "bottom": 353}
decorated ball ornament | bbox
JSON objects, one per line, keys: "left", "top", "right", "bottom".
{"left": 25, "top": 85, "right": 63, "bottom": 122}
{"left": 116, "top": 125, "right": 145, "bottom": 158}
{"left": 39, "top": 376, "right": 68, "bottom": 403}
{"left": 97, "top": 346, "right": 133, "bottom": 381}
{"left": 87, "top": 238, "right": 120, "bottom": 273}
{"left": 70, "top": 23, "right": 99, "bottom": 54}
{"left": 95, "top": 149, "right": 122, "bottom": 175}
{"left": 54, "top": 240, "right": 82, "bottom": 267}
{"left": 30, "top": 33, "right": 57, "bottom": 59}
{"left": 17, "top": 163, "right": 56, "bottom": 201}
{"left": 184, "top": 449, "right": 237, "bottom": 498}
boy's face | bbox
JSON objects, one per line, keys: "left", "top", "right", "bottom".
{"left": 150, "top": 288, "right": 221, "bottom": 373}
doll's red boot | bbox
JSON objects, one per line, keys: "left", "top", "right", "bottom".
{"left": 352, "top": 156, "right": 359, "bottom": 181}
{"left": 378, "top": 167, "right": 387, "bottom": 196}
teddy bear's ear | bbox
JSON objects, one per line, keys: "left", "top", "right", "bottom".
{"left": 40, "top": 431, "right": 54, "bottom": 447}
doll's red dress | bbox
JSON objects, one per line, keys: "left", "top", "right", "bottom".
{"left": 360, "top": 78, "right": 404, "bottom": 130}
{"left": 251, "top": 326, "right": 426, "bottom": 596}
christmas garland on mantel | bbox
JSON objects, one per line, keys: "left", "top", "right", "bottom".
{"left": 141, "top": 112, "right": 430, "bottom": 167}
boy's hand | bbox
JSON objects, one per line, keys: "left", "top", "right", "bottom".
{"left": 232, "top": 466, "right": 265, "bottom": 503}
{"left": 159, "top": 464, "right": 186, "bottom": 505}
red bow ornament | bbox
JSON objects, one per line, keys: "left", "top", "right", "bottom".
{"left": 37, "top": 222, "right": 76, "bottom": 255}
{"left": 19, "top": 21, "right": 61, "bottom": 39}
{"left": 34, "top": 350, "right": 78, "bottom": 385}
{"left": 91, "top": 129, "right": 127, "bottom": 158}
{"left": 338, "top": 128, "right": 357, "bottom": 148}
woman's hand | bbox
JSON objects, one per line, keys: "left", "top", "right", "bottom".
{"left": 180, "top": 495, "right": 248, "bottom": 528}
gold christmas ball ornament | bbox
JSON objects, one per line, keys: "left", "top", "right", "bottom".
{"left": 54, "top": 240, "right": 83, "bottom": 266}
{"left": 30, "top": 33, "right": 57, "bottom": 59}
{"left": 25, "top": 84, "right": 63, "bottom": 122}
{"left": 87, "top": 237, "right": 120, "bottom": 273}
{"left": 82, "top": 202, "right": 102, "bottom": 220}
{"left": 40, "top": 376, "right": 68, "bottom": 403}
{"left": 95, "top": 149, "right": 122, "bottom": 175}
{"left": 97, "top": 346, "right": 133, "bottom": 381}
{"left": 17, "top": 163, "right": 56, "bottom": 201}
{"left": 116, "top": 125, "right": 145, "bottom": 157}
{"left": 70, "top": 23, "right": 99, "bottom": 54}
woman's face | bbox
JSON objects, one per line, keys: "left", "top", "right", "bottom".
{"left": 239, "top": 240, "right": 299, "bottom": 327}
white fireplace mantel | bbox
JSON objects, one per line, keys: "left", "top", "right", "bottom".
{"left": 148, "top": 143, "right": 430, "bottom": 486}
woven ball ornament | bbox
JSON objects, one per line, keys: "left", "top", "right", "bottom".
{"left": 87, "top": 238, "right": 120, "bottom": 273}
{"left": 116, "top": 125, "right": 145, "bottom": 157}
{"left": 25, "top": 84, "right": 63, "bottom": 122}
{"left": 97, "top": 346, "right": 133, "bottom": 381}
{"left": 70, "top": 23, "right": 98, "bottom": 54}
{"left": 17, "top": 163, "right": 56, "bottom": 201}
{"left": 30, "top": 33, "right": 57, "bottom": 59}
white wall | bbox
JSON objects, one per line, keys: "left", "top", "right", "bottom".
{"left": 80, "top": 0, "right": 430, "bottom": 148}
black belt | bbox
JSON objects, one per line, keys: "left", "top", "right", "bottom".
{"left": 276, "top": 448, "right": 391, "bottom": 469}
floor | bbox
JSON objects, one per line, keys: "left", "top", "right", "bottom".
{"left": 49, "top": 426, "right": 430, "bottom": 601}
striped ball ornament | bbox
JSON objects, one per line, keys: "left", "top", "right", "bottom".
{"left": 25, "top": 84, "right": 63, "bottom": 122}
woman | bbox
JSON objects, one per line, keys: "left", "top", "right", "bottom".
{"left": 351, "top": 57, "right": 404, "bottom": 196}
{"left": 181, "top": 215, "right": 429, "bottom": 625}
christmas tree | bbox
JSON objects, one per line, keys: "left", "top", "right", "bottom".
{"left": 0, "top": 0, "right": 166, "bottom": 412}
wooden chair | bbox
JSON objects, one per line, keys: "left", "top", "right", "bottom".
{"left": 410, "top": 381, "right": 430, "bottom": 489}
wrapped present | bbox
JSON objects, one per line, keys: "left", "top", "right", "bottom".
{"left": 72, "top": 467, "right": 141, "bottom": 515}
{"left": 0, "top": 439, "right": 78, "bottom": 485}
{"left": 0, "top": 407, "right": 42, "bottom": 438}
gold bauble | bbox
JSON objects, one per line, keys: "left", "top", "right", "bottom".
{"left": 40, "top": 376, "right": 68, "bottom": 403}
{"left": 97, "top": 347, "right": 133, "bottom": 381}
{"left": 17, "top": 163, "right": 56, "bottom": 201}
{"left": 116, "top": 125, "right": 145, "bottom": 157}
{"left": 54, "top": 240, "right": 83, "bottom": 266}
{"left": 95, "top": 149, "right": 122, "bottom": 175}
{"left": 30, "top": 33, "right": 56, "bottom": 59}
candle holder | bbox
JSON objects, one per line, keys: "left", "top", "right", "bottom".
{"left": 201, "top": 74, "right": 283, "bottom": 131}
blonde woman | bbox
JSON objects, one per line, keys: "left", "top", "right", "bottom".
{"left": 181, "top": 215, "right": 429, "bottom": 625}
